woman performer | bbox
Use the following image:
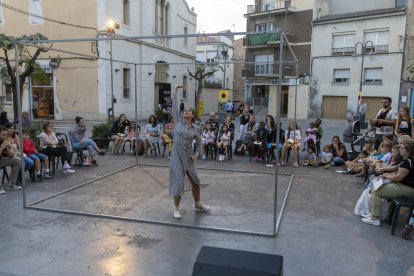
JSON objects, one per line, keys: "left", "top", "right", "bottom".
{"left": 169, "top": 85, "right": 210, "bottom": 219}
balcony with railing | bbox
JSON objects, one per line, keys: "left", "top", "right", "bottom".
{"left": 332, "top": 44, "right": 389, "bottom": 56}
{"left": 243, "top": 33, "right": 280, "bottom": 47}
{"left": 262, "top": 1, "right": 292, "bottom": 12}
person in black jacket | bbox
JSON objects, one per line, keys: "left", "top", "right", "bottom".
{"left": 109, "top": 114, "right": 130, "bottom": 155}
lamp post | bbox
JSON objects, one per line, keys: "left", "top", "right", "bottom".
{"left": 353, "top": 40, "right": 374, "bottom": 119}
{"left": 215, "top": 45, "right": 235, "bottom": 90}
{"left": 105, "top": 20, "right": 119, "bottom": 120}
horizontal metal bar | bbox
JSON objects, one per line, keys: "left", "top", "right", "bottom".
{"left": 137, "top": 162, "right": 294, "bottom": 176}
{"left": 27, "top": 164, "right": 137, "bottom": 206}
{"left": 18, "top": 31, "right": 283, "bottom": 44}
{"left": 26, "top": 205, "right": 275, "bottom": 237}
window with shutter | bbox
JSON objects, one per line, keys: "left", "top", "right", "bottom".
{"left": 364, "top": 68, "right": 383, "bottom": 84}
{"left": 255, "top": 55, "right": 274, "bottom": 76}
{"left": 332, "top": 33, "right": 355, "bottom": 55}
{"left": 30, "top": 0, "right": 43, "bottom": 25}
{"left": 333, "top": 69, "right": 350, "bottom": 84}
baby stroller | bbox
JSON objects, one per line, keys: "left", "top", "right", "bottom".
{"left": 401, "top": 210, "right": 414, "bottom": 240}
{"left": 343, "top": 120, "right": 374, "bottom": 160}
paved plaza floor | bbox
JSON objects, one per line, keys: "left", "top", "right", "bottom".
{"left": 0, "top": 118, "right": 412, "bottom": 276}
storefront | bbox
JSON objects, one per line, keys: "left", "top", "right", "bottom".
{"left": 31, "top": 72, "right": 54, "bottom": 118}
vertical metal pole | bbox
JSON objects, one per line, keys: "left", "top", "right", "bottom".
{"left": 134, "top": 64, "right": 139, "bottom": 165}
{"left": 273, "top": 32, "right": 284, "bottom": 236}
{"left": 223, "top": 55, "right": 227, "bottom": 90}
{"left": 358, "top": 49, "right": 365, "bottom": 114}
{"left": 15, "top": 43, "right": 25, "bottom": 208}
{"left": 110, "top": 38, "right": 114, "bottom": 119}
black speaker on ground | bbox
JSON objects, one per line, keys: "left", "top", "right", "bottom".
{"left": 192, "top": 246, "right": 283, "bottom": 276}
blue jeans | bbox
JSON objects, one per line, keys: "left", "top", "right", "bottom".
{"left": 24, "top": 156, "right": 34, "bottom": 170}
{"left": 72, "top": 139, "right": 97, "bottom": 156}
{"left": 332, "top": 157, "right": 345, "bottom": 166}
{"left": 359, "top": 113, "right": 366, "bottom": 129}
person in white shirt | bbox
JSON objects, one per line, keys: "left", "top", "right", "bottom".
{"left": 280, "top": 121, "right": 301, "bottom": 167}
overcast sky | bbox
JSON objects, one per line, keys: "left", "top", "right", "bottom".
{"left": 185, "top": 0, "right": 253, "bottom": 34}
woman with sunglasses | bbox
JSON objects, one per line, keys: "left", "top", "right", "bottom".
{"left": 169, "top": 85, "right": 210, "bottom": 219}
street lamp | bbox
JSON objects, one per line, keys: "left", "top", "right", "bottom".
{"left": 105, "top": 19, "right": 119, "bottom": 120}
{"left": 353, "top": 40, "right": 374, "bottom": 117}
{"left": 215, "top": 45, "right": 235, "bottom": 90}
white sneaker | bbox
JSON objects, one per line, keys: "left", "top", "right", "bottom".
{"left": 202, "top": 154, "right": 206, "bottom": 160}
{"left": 63, "top": 163, "right": 72, "bottom": 170}
{"left": 173, "top": 207, "right": 182, "bottom": 219}
{"left": 4, "top": 184, "right": 22, "bottom": 190}
{"left": 0, "top": 187, "right": 5, "bottom": 194}
{"left": 195, "top": 202, "right": 210, "bottom": 212}
{"left": 362, "top": 216, "right": 380, "bottom": 226}
{"left": 63, "top": 168, "right": 76, "bottom": 174}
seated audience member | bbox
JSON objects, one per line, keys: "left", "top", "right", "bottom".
{"left": 201, "top": 123, "right": 215, "bottom": 160}
{"left": 40, "top": 121, "right": 75, "bottom": 174}
{"left": 329, "top": 136, "right": 348, "bottom": 166}
{"left": 70, "top": 116, "right": 105, "bottom": 166}
{"left": 361, "top": 142, "right": 392, "bottom": 177}
{"left": 5, "top": 123, "right": 34, "bottom": 173}
{"left": 251, "top": 121, "right": 268, "bottom": 162}
{"left": 237, "top": 114, "right": 258, "bottom": 154}
{"left": 320, "top": 145, "right": 333, "bottom": 168}
{"left": 362, "top": 141, "right": 414, "bottom": 226}
{"left": 123, "top": 121, "right": 139, "bottom": 154}
{"left": 303, "top": 144, "right": 317, "bottom": 167}
{"left": 143, "top": 114, "right": 161, "bottom": 157}
{"left": 217, "top": 124, "right": 232, "bottom": 162}
{"left": 0, "top": 126, "right": 21, "bottom": 194}
{"left": 302, "top": 121, "right": 317, "bottom": 151}
{"left": 0, "top": 111, "right": 12, "bottom": 126}
{"left": 280, "top": 121, "right": 301, "bottom": 167}
{"left": 344, "top": 150, "right": 369, "bottom": 174}
{"left": 162, "top": 116, "right": 175, "bottom": 157}
{"left": 23, "top": 129, "right": 52, "bottom": 181}
{"left": 109, "top": 114, "right": 131, "bottom": 155}
{"left": 267, "top": 121, "right": 284, "bottom": 164}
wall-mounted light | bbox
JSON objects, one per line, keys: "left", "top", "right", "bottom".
{"left": 114, "top": 69, "right": 120, "bottom": 73}
{"left": 172, "top": 75, "right": 176, "bottom": 79}
{"left": 148, "top": 72, "right": 153, "bottom": 76}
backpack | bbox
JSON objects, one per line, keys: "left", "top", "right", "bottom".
{"left": 234, "top": 139, "right": 245, "bottom": 155}
{"left": 136, "top": 138, "right": 145, "bottom": 156}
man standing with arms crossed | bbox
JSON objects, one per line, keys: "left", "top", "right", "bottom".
{"left": 371, "top": 97, "right": 397, "bottom": 150}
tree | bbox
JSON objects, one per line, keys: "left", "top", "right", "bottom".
{"left": 188, "top": 63, "right": 219, "bottom": 115}
{"left": 0, "top": 33, "right": 49, "bottom": 120}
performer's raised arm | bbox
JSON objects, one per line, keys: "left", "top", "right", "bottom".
{"left": 171, "top": 85, "right": 184, "bottom": 121}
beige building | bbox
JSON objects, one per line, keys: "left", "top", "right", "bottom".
{"left": 0, "top": 0, "right": 196, "bottom": 120}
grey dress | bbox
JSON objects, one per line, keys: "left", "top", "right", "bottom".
{"left": 169, "top": 90, "right": 202, "bottom": 197}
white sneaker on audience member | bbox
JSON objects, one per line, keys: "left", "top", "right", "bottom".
{"left": 362, "top": 217, "right": 380, "bottom": 226}
{"left": 173, "top": 207, "right": 182, "bottom": 219}
{"left": 0, "top": 186, "right": 5, "bottom": 194}
{"left": 4, "top": 183, "right": 22, "bottom": 190}
{"left": 63, "top": 163, "right": 76, "bottom": 174}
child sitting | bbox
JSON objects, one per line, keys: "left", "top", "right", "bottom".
{"left": 319, "top": 145, "right": 333, "bottom": 169}
{"left": 201, "top": 123, "right": 215, "bottom": 160}
{"left": 217, "top": 124, "right": 232, "bottom": 162}
{"left": 251, "top": 121, "right": 268, "bottom": 162}
{"left": 123, "top": 121, "right": 138, "bottom": 154}
{"left": 302, "top": 121, "right": 317, "bottom": 151}
{"left": 22, "top": 129, "right": 52, "bottom": 181}
{"left": 162, "top": 117, "right": 175, "bottom": 157}
{"left": 358, "top": 142, "right": 392, "bottom": 177}
{"left": 344, "top": 150, "right": 369, "bottom": 174}
{"left": 303, "top": 145, "right": 317, "bottom": 166}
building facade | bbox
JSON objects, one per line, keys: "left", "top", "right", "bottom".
{"left": 195, "top": 35, "right": 234, "bottom": 114}
{"left": 311, "top": 0, "right": 407, "bottom": 119}
{"left": 244, "top": 0, "right": 314, "bottom": 119}
{"left": 0, "top": 0, "right": 196, "bottom": 120}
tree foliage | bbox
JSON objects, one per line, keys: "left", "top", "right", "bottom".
{"left": 188, "top": 63, "right": 219, "bottom": 115}
{"left": 0, "top": 33, "right": 49, "bottom": 119}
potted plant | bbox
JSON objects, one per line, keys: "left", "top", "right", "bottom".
{"left": 91, "top": 123, "right": 112, "bottom": 149}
